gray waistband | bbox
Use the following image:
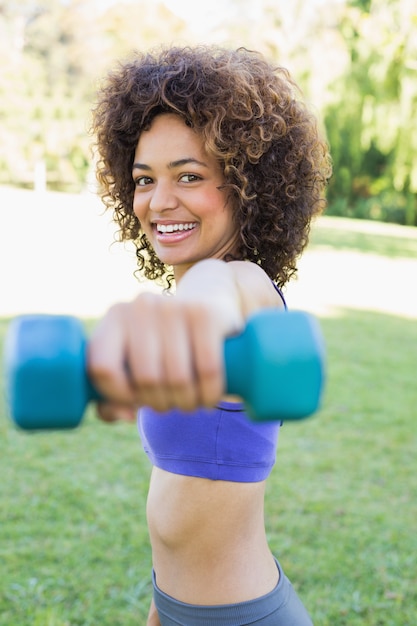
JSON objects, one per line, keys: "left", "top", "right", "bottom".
{"left": 152, "top": 559, "right": 293, "bottom": 626}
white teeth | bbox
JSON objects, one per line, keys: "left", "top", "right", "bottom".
{"left": 156, "top": 223, "right": 196, "bottom": 233}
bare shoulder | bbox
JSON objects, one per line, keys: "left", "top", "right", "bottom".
{"left": 176, "top": 258, "right": 284, "bottom": 326}
{"left": 228, "top": 261, "right": 285, "bottom": 316}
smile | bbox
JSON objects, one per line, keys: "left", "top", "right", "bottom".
{"left": 156, "top": 223, "right": 197, "bottom": 233}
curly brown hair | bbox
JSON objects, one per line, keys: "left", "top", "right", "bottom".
{"left": 92, "top": 45, "right": 332, "bottom": 289}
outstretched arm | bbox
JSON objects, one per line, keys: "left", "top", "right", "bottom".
{"left": 87, "top": 260, "right": 283, "bottom": 420}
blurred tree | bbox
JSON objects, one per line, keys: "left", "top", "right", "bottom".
{"left": 216, "top": 0, "right": 346, "bottom": 101}
{"left": 99, "top": 1, "right": 187, "bottom": 62}
{"left": 0, "top": 0, "right": 190, "bottom": 191}
{"left": 0, "top": 0, "right": 94, "bottom": 189}
{"left": 0, "top": 0, "right": 416, "bottom": 226}
{"left": 348, "top": 0, "right": 372, "bottom": 11}
{"left": 324, "top": 0, "right": 417, "bottom": 225}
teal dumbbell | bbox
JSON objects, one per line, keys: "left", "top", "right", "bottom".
{"left": 4, "top": 310, "right": 325, "bottom": 430}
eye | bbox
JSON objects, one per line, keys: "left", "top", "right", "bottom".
{"left": 134, "top": 176, "right": 153, "bottom": 187}
{"left": 179, "top": 173, "right": 201, "bottom": 183}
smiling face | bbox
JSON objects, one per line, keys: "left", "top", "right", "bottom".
{"left": 132, "top": 113, "right": 239, "bottom": 281}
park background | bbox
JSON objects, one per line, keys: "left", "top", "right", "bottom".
{"left": 1, "top": 0, "right": 416, "bottom": 624}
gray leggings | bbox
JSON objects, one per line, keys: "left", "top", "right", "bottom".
{"left": 152, "top": 559, "right": 313, "bottom": 625}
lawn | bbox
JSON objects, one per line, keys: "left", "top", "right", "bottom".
{"left": 1, "top": 217, "right": 417, "bottom": 625}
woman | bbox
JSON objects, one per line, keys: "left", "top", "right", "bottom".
{"left": 89, "top": 45, "right": 331, "bottom": 625}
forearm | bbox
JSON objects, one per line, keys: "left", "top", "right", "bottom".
{"left": 88, "top": 260, "right": 283, "bottom": 415}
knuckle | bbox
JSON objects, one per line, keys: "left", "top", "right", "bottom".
{"left": 88, "top": 362, "right": 116, "bottom": 386}
{"left": 132, "top": 374, "right": 159, "bottom": 393}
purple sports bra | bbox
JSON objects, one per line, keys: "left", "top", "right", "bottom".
{"left": 137, "top": 283, "right": 286, "bottom": 483}
{"left": 138, "top": 401, "right": 281, "bottom": 482}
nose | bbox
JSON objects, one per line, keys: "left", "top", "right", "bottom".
{"left": 149, "top": 180, "right": 179, "bottom": 212}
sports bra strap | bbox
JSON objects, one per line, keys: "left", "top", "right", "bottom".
{"left": 271, "top": 282, "right": 287, "bottom": 309}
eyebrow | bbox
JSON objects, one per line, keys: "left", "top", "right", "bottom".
{"left": 132, "top": 157, "right": 208, "bottom": 171}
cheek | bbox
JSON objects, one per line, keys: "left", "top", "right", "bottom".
{"left": 132, "top": 194, "right": 145, "bottom": 221}
{"left": 132, "top": 198, "right": 153, "bottom": 238}
{"left": 202, "top": 189, "right": 231, "bottom": 217}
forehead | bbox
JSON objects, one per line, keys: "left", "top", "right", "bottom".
{"left": 135, "top": 114, "right": 203, "bottom": 152}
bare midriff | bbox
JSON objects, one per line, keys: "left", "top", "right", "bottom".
{"left": 146, "top": 465, "right": 279, "bottom": 605}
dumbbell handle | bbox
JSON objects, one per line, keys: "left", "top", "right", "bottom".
{"left": 5, "top": 310, "right": 325, "bottom": 430}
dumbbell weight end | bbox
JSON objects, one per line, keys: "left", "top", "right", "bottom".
{"left": 225, "top": 309, "right": 325, "bottom": 421}
{"left": 5, "top": 315, "right": 100, "bottom": 430}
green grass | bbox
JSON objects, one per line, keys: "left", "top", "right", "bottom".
{"left": 1, "top": 218, "right": 417, "bottom": 625}
{"left": 267, "top": 310, "right": 417, "bottom": 624}
{"left": 310, "top": 216, "right": 417, "bottom": 259}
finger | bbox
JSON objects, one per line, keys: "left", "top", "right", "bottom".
{"left": 187, "top": 304, "right": 225, "bottom": 408}
{"left": 159, "top": 300, "right": 197, "bottom": 411}
{"left": 95, "top": 402, "right": 137, "bottom": 423}
{"left": 87, "top": 303, "right": 137, "bottom": 404}
{"left": 125, "top": 294, "right": 170, "bottom": 411}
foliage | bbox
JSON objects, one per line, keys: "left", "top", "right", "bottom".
{"left": 0, "top": 0, "right": 416, "bottom": 225}
{"left": 0, "top": 0, "right": 189, "bottom": 191}
{"left": 324, "top": 0, "right": 417, "bottom": 225}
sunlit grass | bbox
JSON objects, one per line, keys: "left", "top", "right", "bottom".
{"left": 310, "top": 216, "right": 417, "bottom": 259}
{"left": 267, "top": 310, "right": 417, "bottom": 625}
